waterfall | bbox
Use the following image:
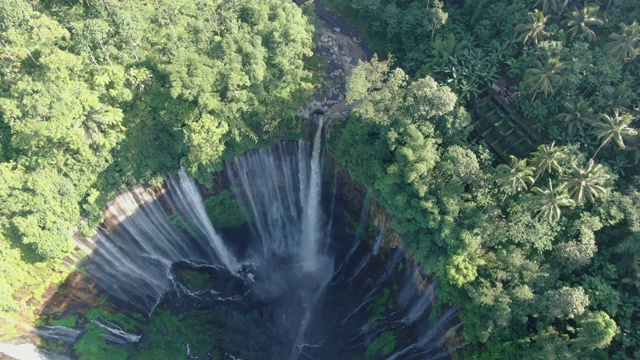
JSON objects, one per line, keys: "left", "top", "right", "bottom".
{"left": 90, "top": 319, "right": 141, "bottom": 346}
{"left": 83, "top": 173, "right": 240, "bottom": 315}
{"left": 84, "top": 119, "right": 330, "bottom": 315}
{"left": 300, "top": 116, "right": 325, "bottom": 272}
{"left": 55, "top": 126, "right": 462, "bottom": 359}
{"left": 167, "top": 169, "right": 238, "bottom": 270}
{"left": 372, "top": 214, "right": 386, "bottom": 255}
{"left": 226, "top": 119, "right": 334, "bottom": 358}
{"left": 35, "top": 326, "right": 81, "bottom": 344}
{"left": 229, "top": 118, "right": 330, "bottom": 277}
{"left": 231, "top": 142, "right": 307, "bottom": 258}
{"left": 0, "top": 343, "right": 71, "bottom": 360}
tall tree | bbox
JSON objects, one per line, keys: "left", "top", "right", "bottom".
{"left": 529, "top": 180, "right": 575, "bottom": 221}
{"left": 424, "top": 0, "right": 448, "bottom": 40}
{"left": 530, "top": 142, "right": 566, "bottom": 180}
{"left": 495, "top": 156, "right": 535, "bottom": 197}
{"left": 562, "top": 6, "right": 603, "bottom": 42}
{"left": 555, "top": 98, "right": 597, "bottom": 135}
{"left": 604, "top": 22, "right": 640, "bottom": 61}
{"left": 523, "top": 58, "right": 566, "bottom": 101}
{"left": 346, "top": 56, "right": 409, "bottom": 125}
{"left": 533, "top": 0, "right": 558, "bottom": 14}
{"left": 538, "top": 286, "right": 589, "bottom": 319}
{"left": 572, "top": 311, "right": 617, "bottom": 351}
{"left": 590, "top": 111, "right": 638, "bottom": 158}
{"left": 516, "top": 10, "right": 549, "bottom": 47}
{"left": 560, "top": 159, "right": 609, "bottom": 203}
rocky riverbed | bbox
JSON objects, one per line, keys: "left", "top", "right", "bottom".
{"left": 295, "top": 0, "right": 373, "bottom": 121}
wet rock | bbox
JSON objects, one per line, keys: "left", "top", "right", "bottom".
{"left": 297, "top": 99, "right": 324, "bottom": 119}
{"left": 297, "top": 108, "right": 309, "bottom": 118}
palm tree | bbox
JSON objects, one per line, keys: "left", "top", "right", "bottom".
{"left": 604, "top": 22, "right": 640, "bottom": 61}
{"left": 591, "top": 111, "right": 639, "bottom": 158}
{"left": 529, "top": 180, "right": 575, "bottom": 221}
{"left": 595, "top": 82, "right": 638, "bottom": 112}
{"left": 530, "top": 142, "right": 566, "bottom": 180}
{"left": 533, "top": 0, "right": 558, "bottom": 14}
{"left": 516, "top": 10, "right": 549, "bottom": 47}
{"left": 560, "top": 159, "right": 609, "bottom": 203}
{"left": 534, "top": 0, "right": 572, "bottom": 15}
{"left": 621, "top": 255, "right": 640, "bottom": 292}
{"left": 127, "top": 67, "right": 153, "bottom": 91}
{"left": 558, "top": 0, "right": 571, "bottom": 16}
{"left": 495, "top": 156, "right": 535, "bottom": 198}
{"left": 523, "top": 58, "right": 566, "bottom": 101}
{"left": 605, "top": 154, "right": 632, "bottom": 176}
{"left": 461, "top": 48, "right": 498, "bottom": 85}
{"left": 79, "top": 106, "right": 124, "bottom": 152}
{"left": 555, "top": 99, "right": 597, "bottom": 135}
{"left": 426, "top": 33, "right": 467, "bottom": 72}
{"left": 563, "top": 6, "right": 603, "bottom": 42}
{"left": 486, "top": 39, "right": 515, "bottom": 64}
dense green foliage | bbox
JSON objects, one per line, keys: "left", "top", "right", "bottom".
{"left": 131, "top": 307, "right": 274, "bottom": 360}
{"left": 0, "top": 0, "right": 313, "bottom": 332}
{"left": 66, "top": 307, "right": 142, "bottom": 359}
{"left": 205, "top": 189, "right": 248, "bottom": 228}
{"left": 327, "top": 0, "right": 639, "bottom": 358}
{"left": 1, "top": 0, "right": 639, "bottom": 359}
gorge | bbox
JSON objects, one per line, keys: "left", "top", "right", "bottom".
{"left": 2, "top": 120, "right": 460, "bottom": 359}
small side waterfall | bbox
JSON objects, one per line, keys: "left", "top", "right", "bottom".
{"left": 83, "top": 171, "right": 241, "bottom": 315}
{"left": 167, "top": 170, "right": 238, "bottom": 270}
{"left": 35, "top": 326, "right": 81, "bottom": 344}
{"left": 372, "top": 214, "right": 386, "bottom": 255}
{"left": 90, "top": 319, "right": 141, "bottom": 346}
